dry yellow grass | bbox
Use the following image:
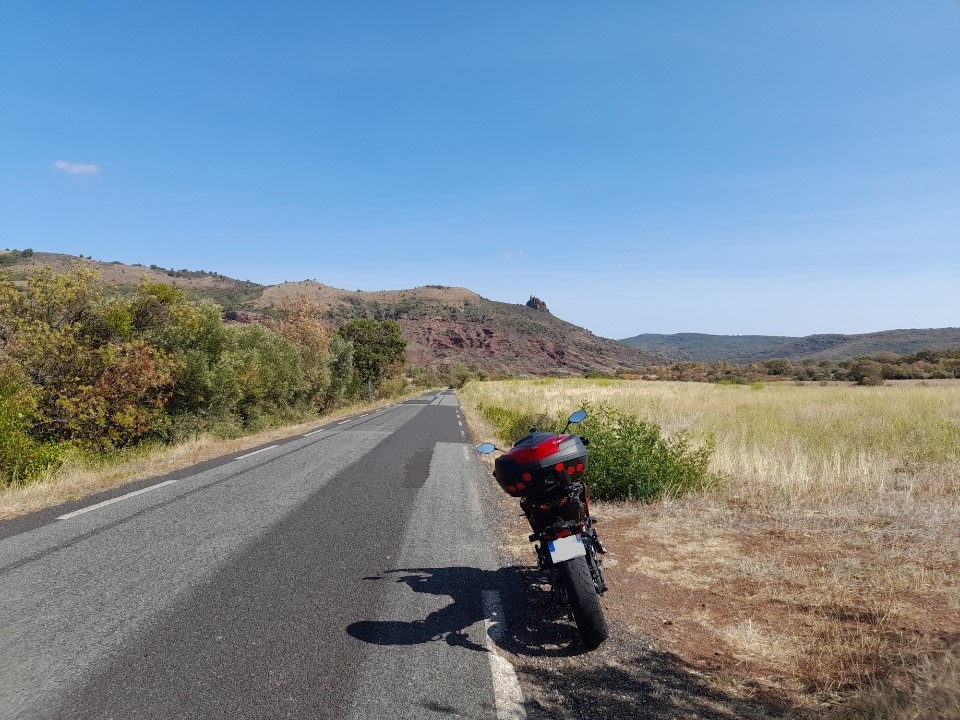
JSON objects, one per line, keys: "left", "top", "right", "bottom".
{"left": 458, "top": 379, "right": 960, "bottom": 715}
{"left": 460, "top": 378, "right": 960, "bottom": 505}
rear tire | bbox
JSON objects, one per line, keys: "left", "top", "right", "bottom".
{"left": 557, "top": 555, "right": 608, "bottom": 648}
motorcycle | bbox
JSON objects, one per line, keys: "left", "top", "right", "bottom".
{"left": 477, "top": 410, "right": 609, "bottom": 648}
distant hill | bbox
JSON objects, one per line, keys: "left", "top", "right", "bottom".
{"left": 1, "top": 251, "right": 661, "bottom": 376}
{"left": 620, "top": 330, "right": 960, "bottom": 364}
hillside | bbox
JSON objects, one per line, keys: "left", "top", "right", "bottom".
{"left": 1, "top": 251, "right": 263, "bottom": 308}
{"left": 256, "top": 282, "right": 662, "bottom": 375}
{"left": 620, "top": 329, "right": 960, "bottom": 364}
{"left": 1, "top": 251, "right": 660, "bottom": 375}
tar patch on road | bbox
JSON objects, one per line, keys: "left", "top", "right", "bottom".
{"left": 402, "top": 448, "right": 433, "bottom": 488}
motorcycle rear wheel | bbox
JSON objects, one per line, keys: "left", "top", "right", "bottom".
{"left": 557, "top": 555, "right": 609, "bottom": 648}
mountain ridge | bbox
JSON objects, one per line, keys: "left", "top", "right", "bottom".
{"left": 1, "top": 251, "right": 661, "bottom": 375}
{"left": 6, "top": 251, "right": 958, "bottom": 370}
{"left": 620, "top": 329, "right": 960, "bottom": 364}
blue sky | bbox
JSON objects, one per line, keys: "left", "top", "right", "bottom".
{"left": 2, "top": 1, "right": 958, "bottom": 338}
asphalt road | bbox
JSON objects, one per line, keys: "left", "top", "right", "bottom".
{"left": 0, "top": 391, "right": 515, "bottom": 720}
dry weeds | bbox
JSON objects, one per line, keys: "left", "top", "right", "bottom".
{"left": 459, "top": 379, "right": 960, "bottom": 717}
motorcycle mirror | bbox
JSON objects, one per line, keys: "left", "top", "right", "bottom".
{"left": 475, "top": 443, "right": 497, "bottom": 455}
{"left": 562, "top": 409, "right": 588, "bottom": 433}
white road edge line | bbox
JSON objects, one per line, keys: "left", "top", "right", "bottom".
{"left": 303, "top": 429, "right": 325, "bottom": 437}
{"left": 57, "top": 480, "right": 179, "bottom": 520}
{"left": 482, "top": 590, "right": 527, "bottom": 720}
{"left": 337, "top": 420, "right": 351, "bottom": 425}
{"left": 234, "top": 444, "right": 279, "bottom": 460}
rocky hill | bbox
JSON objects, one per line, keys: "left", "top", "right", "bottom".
{"left": 620, "top": 329, "right": 960, "bottom": 364}
{"left": 255, "top": 283, "right": 661, "bottom": 375}
{"left": 1, "top": 251, "right": 660, "bottom": 375}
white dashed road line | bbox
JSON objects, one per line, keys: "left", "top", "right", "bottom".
{"left": 234, "top": 445, "right": 279, "bottom": 460}
{"left": 57, "top": 480, "right": 179, "bottom": 520}
{"left": 303, "top": 429, "right": 324, "bottom": 437}
{"left": 482, "top": 590, "right": 526, "bottom": 720}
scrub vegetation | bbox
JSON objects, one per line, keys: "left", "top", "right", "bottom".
{"left": 0, "top": 265, "right": 411, "bottom": 488}
{"left": 459, "top": 378, "right": 960, "bottom": 717}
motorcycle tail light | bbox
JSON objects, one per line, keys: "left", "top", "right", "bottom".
{"left": 539, "top": 503, "right": 549, "bottom": 511}
{"left": 507, "top": 485, "right": 516, "bottom": 493}
{"left": 516, "top": 482, "right": 525, "bottom": 491}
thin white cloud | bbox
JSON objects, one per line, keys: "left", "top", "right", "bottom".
{"left": 505, "top": 251, "right": 525, "bottom": 259}
{"left": 54, "top": 160, "right": 100, "bottom": 175}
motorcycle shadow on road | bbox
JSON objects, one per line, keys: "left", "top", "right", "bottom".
{"left": 346, "top": 564, "right": 588, "bottom": 657}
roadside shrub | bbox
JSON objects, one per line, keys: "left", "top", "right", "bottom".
{"left": 448, "top": 363, "right": 486, "bottom": 389}
{"left": 0, "top": 362, "right": 69, "bottom": 485}
{"left": 325, "top": 335, "right": 354, "bottom": 408}
{"left": 377, "top": 376, "right": 409, "bottom": 399}
{"left": 229, "top": 325, "right": 309, "bottom": 423}
{"left": 478, "top": 404, "right": 552, "bottom": 445}
{"left": 577, "top": 403, "right": 716, "bottom": 501}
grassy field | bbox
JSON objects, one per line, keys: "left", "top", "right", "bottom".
{"left": 459, "top": 379, "right": 960, "bottom": 717}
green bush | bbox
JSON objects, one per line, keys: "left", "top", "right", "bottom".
{"left": 479, "top": 404, "right": 552, "bottom": 445}
{"left": 0, "top": 364, "right": 69, "bottom": 485}
{"left": 337, "top": 318, "right": 406, "bottom": 396}
{"left": 325, "top": 335, "right": 355, "bottom": 408}
{"left": 577, "top": 403, "right": 716, "bottom": 501}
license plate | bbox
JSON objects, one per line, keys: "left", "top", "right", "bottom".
{"left": 547, "top": 535, "right": 587, "bottom": 563}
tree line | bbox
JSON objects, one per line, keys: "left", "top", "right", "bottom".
{"left": 0, "top": 266, "right": 407, "bottom": 486}
{"left": 619, "top": 351, "right": 960, "bottom": 385}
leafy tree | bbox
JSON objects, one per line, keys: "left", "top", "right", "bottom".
{"left": 273, "top": 299, "right": 331, "bottom": 406}
{"left": 228, "top": 325, "right": 309, "bottom": 426}
{"left": 337, "top": 319, "right": 406, "bottom": 394}
{"left": 846, "top": 359, "right": 884, "bottom": 386}
{"left": 325, "top": 335, "right": 354, "bottom": 407}
{"left": 762, "top": 358, "right": 794, "bottom": 376}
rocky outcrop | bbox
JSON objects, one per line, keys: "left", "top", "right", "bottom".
{"left": 526, "top": 296, "right": 549, "bottom": 312}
